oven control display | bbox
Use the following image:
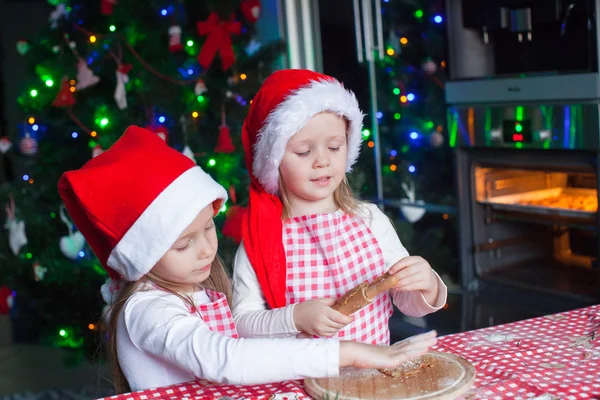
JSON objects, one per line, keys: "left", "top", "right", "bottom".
{"left": 502, "top": 120, "right": 532, "bottom": 143}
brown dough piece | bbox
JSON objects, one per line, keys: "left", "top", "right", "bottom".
{"left": 379, "top": 357, "right": 433, "bottom": 379}
{"left": 332, "top": 282, "right": 371, "bottom": 315}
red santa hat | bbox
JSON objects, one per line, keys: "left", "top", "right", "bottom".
{"left": 58, "top": 125, "right": 227, "bottom": 281}
{"left": 241, "top": 69, "right": 364, "bottom": 309}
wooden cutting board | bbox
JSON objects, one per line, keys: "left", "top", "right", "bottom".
{"left": 304, "top": 351, "right": 475, "bottom": 400}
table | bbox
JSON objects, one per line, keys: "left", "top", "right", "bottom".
{"left": 99, "top": 304, "right": 600, "bottom": 400}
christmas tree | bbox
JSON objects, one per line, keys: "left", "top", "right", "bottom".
{"left": 0, "top": 0, "right": 280, "bottom": 364}
{"left": 352, "top": 0, "right": 457, "bottom": 278}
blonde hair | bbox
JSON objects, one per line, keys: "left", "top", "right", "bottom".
{"left": 104, "top": 256, "right": 232, "bottom": 394}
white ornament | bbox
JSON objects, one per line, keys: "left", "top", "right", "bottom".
{"left": 58, "top": 205, "right": 86, "bottom": 260}
{"left": 168, "top": 25, "right": 183, "bottom": 52}
{"left": 49, "top": 4, "right": 67, "bottom": 29}
{"left": 0, "top": 137, "right": 13, "bottom": 154}
{"left": 4, "top": 195, "right": 27, "bottom": 255}
{"left": 75, "top": 59, "right": 100, "bottom": 90}
{"left": 34, "top": 263, "right": 48, "bottom": 281}
{"left": 399, "top": 181, "right": 426, "bottom": 223}
{"left": 114, "top": 66, "right": 130, "bottom": 110}
{"left": 225, "top": 90, "right": 233, "bottom": 98}
{"left": 194, "top": 79, "right": 207, "bottom": 95}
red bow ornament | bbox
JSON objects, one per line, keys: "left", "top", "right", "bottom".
{"left": 197, "top": 13, "right": 241, "bottom": 71}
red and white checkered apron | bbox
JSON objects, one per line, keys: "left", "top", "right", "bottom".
{"left": 283, "top": 212, "right": 393, "bottom": 345}
{"left": 194, "top": 288, "right": 239, "bottom": 339}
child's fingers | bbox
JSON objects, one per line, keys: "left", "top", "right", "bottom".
{"left": 395, "top": 275, "right": 424, "bottom": 290}
{"left": 397, "top": 330, "right": 437, "bottom": 344}
{"left": 327, "top": 309, "right": 354, "bottom": 325}
{"left": 318, "top": 297, "right": 339, "bottom": 307}
{"left": 391, "top": 264, "right": 420, "bottom": 281}
{"left": 395, "top": 281, "right": 427, "bottom": 292}
{"left": 323, "top": 318, "right": 349, "bottom": 331}
{"left": 396, "top": 337, "right": 437, "bottom": 355}
{"left": 388, "top": 256, "right": 421, "bottom": 274}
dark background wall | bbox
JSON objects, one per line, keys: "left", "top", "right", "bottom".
{"left": 0, "top": 0, "right": 52, "bottom": 136}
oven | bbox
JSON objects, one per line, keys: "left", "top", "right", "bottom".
{"left": 444, "top": 0, "right": 600, "bottom": 303}
{"left": 452, "top": 104, "right": 600, "bottom": 302}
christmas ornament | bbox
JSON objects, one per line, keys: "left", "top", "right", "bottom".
{"left": 215, "top": 106, "right": 235, "bottom": 153}
{"left": 75, "top": 59, "right": 100, "bottom": 90}
{"left": 429, "top": 131, "right": 444, "bottom": 148}
{"left": 196, "top": 12, "right": 241, "bottom": 71}
{"left": 194, "top": 79, "right": 207, "bottom": 95}
{"left": 228, "top": 184, "right": 237, "bottom": 204}
{"left": 92, "top": 144, "right": 104, "bottom": 158}
{"left": 0, "top": 137, "right": 12, "bottom": 154}
{"left": 101, "top": 0, "right": 117, "bottom": 15}
{"left": 168, "top": 24, "right": 183, "bottom": 53}
{"left": 222, "top": 205, "right": 245, "bottom": 243}
{"left": 16, "top": 40, "right": 30, "bottom": 55}
{"left": 215, "top": 125, "right": 235, "bottom": 153}
{"left": 245, "top": 38, "right": 261, "bottom": 56}
{"left": 0, "top": 286, "right": 14, "bottom": 315}
{"left": 33, "top": 262, "right": 48, "bottom": 282}
{"left": 422, "top": 59, "right": 437, "bottom": 74}
{"left": 399, "top": 181, "right": 426, "bottom": 223}
{"left": 19, "top": 134, "right": 38, "bottom": 156}
{"left": 100, "top": 278, "right": 124, "bottom": 320}
{"left": 240, "top": 0, "right": 261, "bottom": 23}
{"left": 52, "top": 77, "right": 76, "bottom": 107}
{"left": 4, "top": 195, "right": 27, "bottom": 255}
{"left": 114, "top": 64, "right": 132, "bottom": 110}
{"left": 145, "top": 124, "right": 169, "bottom": 142}
{"left": 49, "top": 3, "right": 67, "bottom": 29}
{"left": 59, "top": 205, "right": 86, "bottom": 260}
{"left": 182, "top": 146, "right": 196, "bottom": 162}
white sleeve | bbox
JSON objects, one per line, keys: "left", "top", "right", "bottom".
{"left": 361, "top": 203, "right": 409, "bottom": 269}
{"left": 361, "top": 203, "right": 448, "bottom": 316}
{"left": 231, "top": 242, "right": 299, "bottom": 338}
{"left": 122, "top": 293, "right": 339, "bottom": 385}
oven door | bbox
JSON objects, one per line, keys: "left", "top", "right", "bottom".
{"left": 457, "top": 147, "right": 600, "bottom": 302}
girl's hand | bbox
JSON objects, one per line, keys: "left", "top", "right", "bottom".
{"left": 339, "top": 330, "right": 438, "bottom": 369}
{"left": 293, "top": 298, "right": 353, "bottom": 337}
{"left": 388, "top": 256, "right": 439, "bottom": 304}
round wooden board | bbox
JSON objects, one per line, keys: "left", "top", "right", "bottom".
{"left": 304, "top": 351, "right": 475, "bottom": 400}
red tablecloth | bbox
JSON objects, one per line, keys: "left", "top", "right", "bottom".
{"left": 99, "top": 304, "right": 600, "bottom": 399}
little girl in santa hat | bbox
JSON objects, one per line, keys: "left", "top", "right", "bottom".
{"left": 58, "top": 125, "right": 438, "bottom": 394}
{"left": 233, "top": 69, "right": 448, "bottom": 344}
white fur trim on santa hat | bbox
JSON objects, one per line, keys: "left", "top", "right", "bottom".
{"left": 253, "top": 78, "right": 364, "bottom": 194}
{"left": 107, "top": 166, "right": 227, "bottom": 281}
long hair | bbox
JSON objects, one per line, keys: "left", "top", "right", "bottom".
{"left": 104, "top": 255, "right": 232, "bottom": 394}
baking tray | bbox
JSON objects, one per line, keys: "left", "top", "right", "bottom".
{"left": 480, "top": 187, "right": 597, "bottom": 219}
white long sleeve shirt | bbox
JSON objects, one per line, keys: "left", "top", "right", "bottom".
{"left": 232, "top": 203, "right": 448, "bottom": 338}
{"left": 117, "top": 285, "right": 339, "bottom": 391}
